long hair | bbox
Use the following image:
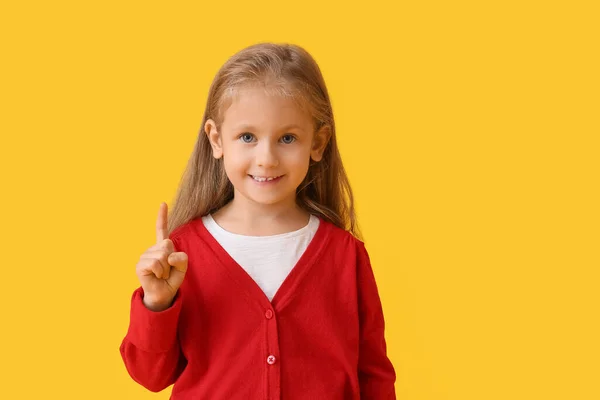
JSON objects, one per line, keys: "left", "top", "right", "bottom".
{"left": 166, "top": 42, "right": 362, "bottom": 240}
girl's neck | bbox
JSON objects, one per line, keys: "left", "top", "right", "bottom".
{"left": 211, "top": 197, "right": 311, "bottom": 236}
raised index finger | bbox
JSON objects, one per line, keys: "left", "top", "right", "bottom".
{"left": 156, "top": 202, "right": 168, "bottom": 243}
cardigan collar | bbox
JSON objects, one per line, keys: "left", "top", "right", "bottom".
{"left": 190, "top": 214, "right": 333, "bottom": 312}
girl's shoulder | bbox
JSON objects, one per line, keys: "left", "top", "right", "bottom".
{"left": 168, "top": 216, "right": 206, "bottom": 245}
{"left": 317, "top": 215, "right": 365, "bottom": 250}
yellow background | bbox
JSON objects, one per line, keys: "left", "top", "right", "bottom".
{"left": 1, "top": 0, "right": 598, "bottom": 399}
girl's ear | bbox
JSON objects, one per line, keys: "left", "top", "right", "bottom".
{"left": 205, "top": 119, "right": 223, "bottom": 159}
{"left": 310, "top": 125, "right": 331, "bottom": 162}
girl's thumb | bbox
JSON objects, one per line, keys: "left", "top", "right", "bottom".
{"left": 168, "top": 252, "right": 188, "bottom": 273}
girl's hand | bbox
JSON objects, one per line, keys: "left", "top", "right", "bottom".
{"left": 135, "top": 202, "right": 188, "bottom": 312}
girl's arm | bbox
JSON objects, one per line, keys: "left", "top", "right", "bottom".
{"left": 356, "top": 240, "right": 397, "bottom": 399}
{"left": 119, "top": 286, "right": 187, "bottom": 392}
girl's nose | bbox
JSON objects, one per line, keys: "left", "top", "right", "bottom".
{"left": 256, "top": 142, "right": 280, "bottom": 167}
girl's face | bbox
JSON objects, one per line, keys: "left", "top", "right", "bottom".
{"left": 205, "top": 86, "right": 329, "bottom": 211}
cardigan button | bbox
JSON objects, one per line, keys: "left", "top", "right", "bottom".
{"left": 265, "top": 309, "right": 273, "bottom": 319}
{"left": 267, "top": 355, "right": 277, "bottom": 365}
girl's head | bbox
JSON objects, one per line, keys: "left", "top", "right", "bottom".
{"left": 168, "top": 42, "right": 361, "bottom": 240}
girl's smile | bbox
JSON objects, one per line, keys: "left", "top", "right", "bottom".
{"left": 249, "top": 174, "right": 285, "bottom": 184}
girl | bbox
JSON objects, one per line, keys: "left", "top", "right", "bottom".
{"left": 120, "top": 42, "right": 396, "bottom": 399}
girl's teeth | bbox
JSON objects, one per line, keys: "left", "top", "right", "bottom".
{"left": 253, "top": 176, "right": 279, "bottom": 182}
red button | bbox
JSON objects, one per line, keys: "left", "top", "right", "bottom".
{"left": 265, "top": 309, "right": 273, "bottom": 319}
{"left": 267, "top": 355, "right": 276, "bottom": 365}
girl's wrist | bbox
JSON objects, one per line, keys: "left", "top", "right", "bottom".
{"left": 142, "top": 294, "right": 174, "bottom": 312}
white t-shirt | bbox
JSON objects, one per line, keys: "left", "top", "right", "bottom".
{"left": 201, "top": 213, "right": 320, "bottom": 301}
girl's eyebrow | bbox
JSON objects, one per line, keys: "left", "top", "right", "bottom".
{"left": 233, "top": 123, "right": 305, "bottom": 132}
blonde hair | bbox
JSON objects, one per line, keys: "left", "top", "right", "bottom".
{"left": 167, "top": 42, "right": 362, "bottom": 240}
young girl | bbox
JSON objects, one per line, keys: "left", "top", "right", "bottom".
{"left": 120, "top": 42, "right": 396, "bottom": 399}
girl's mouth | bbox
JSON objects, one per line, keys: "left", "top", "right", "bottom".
{"left": 249, "top": 174, "right": 284, "bottom": 184}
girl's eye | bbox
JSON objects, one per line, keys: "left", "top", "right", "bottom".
{"left": 239, "top": 133, "right": 296, "bottom": 144}
{"left": 281, "top": 134, "right": 296, "bottom": 144}
{"left": 239, "top": 133, "right": 254, "bottom": 143}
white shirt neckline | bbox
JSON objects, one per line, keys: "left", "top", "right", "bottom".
{"left": 204, "top": 213, "right": 319, "bottom": 241}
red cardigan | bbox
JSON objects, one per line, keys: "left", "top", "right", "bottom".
{"left": 120, "top": 215, "right": 396, "bottom": 399}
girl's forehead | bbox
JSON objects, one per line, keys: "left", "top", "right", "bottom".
{"left": 220, "top": 86, "right": 313, "bottom": 124}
